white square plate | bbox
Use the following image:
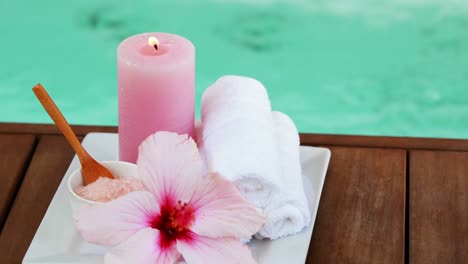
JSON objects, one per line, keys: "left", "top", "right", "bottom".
{"left": 23, "top": 133, "right": 330, "bottom": 264}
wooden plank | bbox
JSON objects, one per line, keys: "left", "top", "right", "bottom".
{"left": 0, "top": 134, "right": 36, "bottom": 232}
{"left": 410, "top": 151, "right": 468, "bottom": 264}
{"left": 0, "top": 123, "right": 117, "bottom": 137}
{"left": 300, "top": 134, "right": 468, "bottom": 152}
{"left": 307, "top": 147, "right": 406, "bottom": 264}
{"left": 0, "top": 136, "right": 75, "bottom": 263}
{"left": 3, "top": 122, "right": 468, "bottom": 151}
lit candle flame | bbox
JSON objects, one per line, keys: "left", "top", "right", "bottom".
{"left": 148, "top": 37, "right": 160, "bottom": 51}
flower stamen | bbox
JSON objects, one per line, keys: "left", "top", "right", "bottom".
{"left": 150, "top": 200, "right": 195, "bottom": 249}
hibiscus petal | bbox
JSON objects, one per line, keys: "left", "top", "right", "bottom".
{"left": 190, "top": 173, "right": 265, "bottom": 238}
{"left": 74, "top": 191, "right": 159, "bottom": 245}
{"left": 177, "top": 236, "right": 256, "bottom": 264}
{"left": 137, "top": 132, "right": 203, "bottom": 204}
{"left": 105, "top": 228, "right": 180, "bottom": 264}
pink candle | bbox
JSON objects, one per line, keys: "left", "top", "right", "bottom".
{"left": 118, "top": 32, "right": 195, "bottom": 163}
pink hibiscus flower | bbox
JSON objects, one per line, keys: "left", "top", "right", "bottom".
{"left": 75, "top": 132, "right": 265, "bottom": 264}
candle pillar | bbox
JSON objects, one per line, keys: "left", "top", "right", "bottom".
{"left": 118, "top": 32, "right": 195, "bottom": 163}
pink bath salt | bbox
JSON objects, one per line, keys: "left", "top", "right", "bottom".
{"left": 75, "top": 176, "right": 145, "bottom": 202}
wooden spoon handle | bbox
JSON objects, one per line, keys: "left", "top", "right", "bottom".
{"left": 32, "top": 84, "right": 91, "bottom": 163}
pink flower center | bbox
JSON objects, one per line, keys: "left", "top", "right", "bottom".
{"left": 151, "top": 200, "right": 195, "bottom": 249}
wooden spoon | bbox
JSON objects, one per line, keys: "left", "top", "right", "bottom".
{"left": 32, "top": 83, "right": 114, "bottom": 185}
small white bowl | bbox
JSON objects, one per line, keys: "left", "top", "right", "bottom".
{"left": 67, "top": 161, "right": 138, "bottom": 211}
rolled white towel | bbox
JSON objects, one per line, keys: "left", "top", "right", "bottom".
{"left": 256, "top": 111, "right": 311, "bottom": 239}
{"left": 201, "top": 75, "right": 271, "bottom": 115}
{"left": 201, "top": 76, "right": 281, "bottom": 208}
{"left": 201, "top": 76, "right": 272, "bottom": 138}
{"left": 202, "top": 107, "right": 273, "bottom": 140}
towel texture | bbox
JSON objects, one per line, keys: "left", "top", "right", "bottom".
{"left": 200, "top": 76, "right": 281, "bottom": 208}
{"left": 256, "top": 111, "right": 311, "bottom": 239}
{"left": 200, "top": 76, "right": 311, "bottom": 239}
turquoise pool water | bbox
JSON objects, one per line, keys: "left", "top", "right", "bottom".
{"left": 2, "top": 0, "right": 468, "bottom": 138}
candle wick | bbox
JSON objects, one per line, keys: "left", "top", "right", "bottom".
{"left": 148, "top": 36, "right": 159, "bottom": 52}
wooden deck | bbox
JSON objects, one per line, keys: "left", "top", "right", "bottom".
{"left": 0, "top": 123, "right": 466, "bottom": 263}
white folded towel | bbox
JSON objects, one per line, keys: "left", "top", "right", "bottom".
{"left": 201, "top": 76, "right": 281, "bottom": 208}
{"left": 256, "top": 111, "right": 311, "bottom": 239}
